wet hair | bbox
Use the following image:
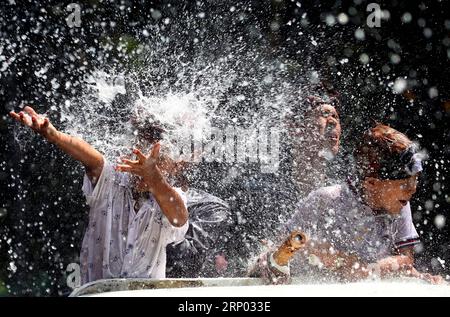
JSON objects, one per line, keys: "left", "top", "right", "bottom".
{"left": 137, "top": 124, "right": 165, "bottom": 143}
{"left": 288, "top": 82, "right": 341, "bottom": 125}
{"left": 304, "top": 95, "right": 340, "bottom": 119}
{"left": 354, "top": 123, "right": 421, "bottom": 180}
{"left": 305, "top": 81, "right": 341, "bottom": 114}
{"left": 130, "top": 115, "right": 165, "bottom": 144}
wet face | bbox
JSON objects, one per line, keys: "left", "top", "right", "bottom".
{"left": 363, "top": 175, "right": 418, "bottom": 215}
{"left": 313, "top": 104, "right": 341, "bottom": 155}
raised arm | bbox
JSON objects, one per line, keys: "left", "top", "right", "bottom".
{"left": 115, "top": 143, "right": 188, "bottom": 227}
{"left": 9, "top": 106, "right": 103, "bottom": 181}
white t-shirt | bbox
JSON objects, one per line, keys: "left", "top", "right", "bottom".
{"left": 80, "top": 158, "right": 188, "bottom": 284}
{"left": 286, "top": 183, "right": 419, "bottom": 272}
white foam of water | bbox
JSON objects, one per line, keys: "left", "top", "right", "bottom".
{"left": 132, "top": 90, "right": 212, "bottom": 147}
{"left": 62, "top": 69, "right": 216, "bottom": 161}
{"left": 86, "top": 71, "right": 126, "bottom": 104}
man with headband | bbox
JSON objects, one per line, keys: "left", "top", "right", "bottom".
{"left": 286, "top": 94, "right": 342, "bottom": 196}
{"left": 252, "top": 123, "right": 444, "bottom": 284}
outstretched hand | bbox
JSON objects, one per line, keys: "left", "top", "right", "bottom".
{"left": 406, "top": 267, "right": 446, "bottom": 285}
{"left": 9, "top": 106, "right": 58, "bottom": 141}
{"left": 115, "top": 142, "right": 163, "bottom": 187}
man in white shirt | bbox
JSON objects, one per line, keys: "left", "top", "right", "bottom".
{"left": 10, "top": 106, "right": 189, "bottom": 285}
{"left": 81, "top": 157, "right": 188, "bottom": 283}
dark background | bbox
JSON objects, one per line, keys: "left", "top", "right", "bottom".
{"left": 0, "top": 0, "right": 448, "bottom": 296}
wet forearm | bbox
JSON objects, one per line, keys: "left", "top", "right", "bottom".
{"left": 306, "top": 244, "right": 369, "bottom": 281}
{"left": 144, "top": 174, "right": 188, "bottom": 227}
{"left": 372, "top": 255, "right": 414, "bottom": 277}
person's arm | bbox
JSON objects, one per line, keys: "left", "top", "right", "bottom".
{"left": 9, "top": 106, "right": 103, "bottom": 181}
{"left": 287, "top": 237, "right": 410, "bottom": 281}
{"left": 303, "top": 241, "right": 370, "bottom": 281}
{"left": 306, "top": 239, "right": 417, "bottom": 280}
{"left": 149, "top": 173, "right": 188, "bottom": 227}
{"left": 368, "top": 254, "right": 444, "bottom": 284}
{"left": 308, "top": 243, "right": 445, "bottom": 284}
{"left": 368, "top": 255, "right": 414, "bottom": 278}
{"left": 115, "top": 143, "right": 188, "bottom": 227}
{"left": 395, "top": 246, "right": 444, "bottom": 284}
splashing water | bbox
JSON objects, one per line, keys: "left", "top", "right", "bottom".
{"left": 58, "top": 43, "right": 309, "bottom": 167}
{"left": 3, "top": 1, "right": 449, "bottom": 296}
{"left": 62, "top": 70, "right": 217, "bottom": 161}
{"left": 86, "top": 71, "right": 126, "bottom": 104}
